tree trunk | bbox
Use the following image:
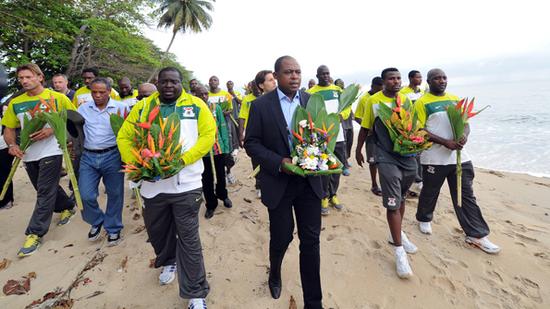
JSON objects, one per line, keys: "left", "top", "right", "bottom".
{"left": 147, "top": 30, "right": 177, "bottom": 82}
{"left": 66, "top": 24, "right": 89, "bottom": 77}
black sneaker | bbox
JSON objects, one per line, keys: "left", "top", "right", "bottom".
{"left": 223, "top": 198, "right": 233, "bottom": 208}
{"left": 204, "top": 209, "right": 214, "bottom": 219}
{"left": 107, "top": 232, "right": 121, "bottom": 246}
{"left": 88, "top": 224, "right": 102, "bottom": 241}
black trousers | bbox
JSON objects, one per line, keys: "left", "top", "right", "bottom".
{"left": 322, "top": 141, "right": 346, "bottom": 198}
{"left": 201, "top": 154, "right": 228, "bottom": 210}
{"left": 416, "top": 161, "right": 490, "bottom": 238}
{"left": 142, "top": 189, "right": 210, "bottom": 299}
{"left": 344, "top": 128, "right": 354, "bottom": 160}
{"left": 268, "top": 176, "right": 322, "bottom": 309}
{"left": 414, "top": 155, "right": 422, "bottom": 183}
{"left": 24, "top": 155, "right": 73, "bottom": 236}
{"left": 0, "top": 148, "right": 14, "bottom": 207}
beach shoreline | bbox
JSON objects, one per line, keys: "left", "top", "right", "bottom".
{"left": 0, "top": 151, "right": 549, "bottom": 308}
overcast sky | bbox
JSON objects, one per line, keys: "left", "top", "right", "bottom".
{"left": 143, "top": 0, "right": 550, "bottom": 88}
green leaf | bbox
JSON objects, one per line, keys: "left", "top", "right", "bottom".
{"left": 109, "top": 113, "right": 124, "bottom": 136}
{"left": 325, "top": 114, "right": 340, "bottom": 152}
{"left": 305, "top": 93, "right": 326, "bottom": 120}
{"left": 337, "top": 84, "right": 360, "bottom": 113}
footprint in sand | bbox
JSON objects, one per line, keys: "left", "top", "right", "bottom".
{"left": 487, "top": 270, "right": 504, "bottom": 283}
{"left": 370, "top": 240, "right": 382, "bottom": 249}
{"left": 513, "top": 276, "right": 542, "bottom": 304}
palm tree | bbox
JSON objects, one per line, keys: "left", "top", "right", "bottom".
{"left": 155, "top": 0, "right": 215, "bottom": 56}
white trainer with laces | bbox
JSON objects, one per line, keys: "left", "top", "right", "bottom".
{"left": 395, "top": 246, "right": 413, "bottom": 279}
{"left": 388, "top": 232, "right": 418, "bottom": 254}
{"left": 188, "top": 298, "right": 207, "bottom": 309}
{"left": 419, "top": 221, "right": 432, "bottom": 235}
{"left": 159, "top": 264, "right": 177, "bottom": 285}
{"left": 465, "top": 236, "right": 501, "bottom": 254}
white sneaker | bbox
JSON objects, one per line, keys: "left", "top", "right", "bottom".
{"left": 188, "top": 298, "right": 207, "bottom": 309}
{"left": 256, "top": 189, "right": 261, "bottom": 199}
{"left": 159, "top": 264, "right": 177, "bottom": 285}
{"left": 388, "top": 232, "right": 418, "bottom": 254}
{"left": 418, "top": 221, "right": 432, "bottom": 235}
{"left": 401, "top": 232, "right": 418, "bottom": 254}
{"left": 465, "top": 236, "right": 501, "bottom": 254}
{"left": 395, "top": 246, "right": 413, "bottom": 279}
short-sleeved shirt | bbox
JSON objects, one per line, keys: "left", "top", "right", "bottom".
{"left": 78, "top": 99, "right": 129, "bottom": 150}
{"left": 399, "top": 86, "right": 424, "bottom": 103}
{"left": 355, "top": 92, "right": 372, "bottom": 121}
{"left": 307, "top": 84, "right": 345, "bottom": 142}
{"left": 208, "top": 90, "right": 233, "bottom": 111}
{"left": 1, "top": 88, "right": 76, "bottom": 162}
{"left": 415, "top": 92, "right": 470, "bottom": 165}
{"left": 73, "top": 86, "right": 119, "bottom": 107}
{"left": 360, "top": 91, "right": 416, "bottom": 170}
{"left": 238, "top": 93, "right": 257, "bottom": 128}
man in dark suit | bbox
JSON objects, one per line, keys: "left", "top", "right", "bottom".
{"left": 244, "top": 56, "right": 324, "bottom": 309}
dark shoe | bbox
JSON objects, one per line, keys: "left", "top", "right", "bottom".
{"left": 268, "top": 280, "right": 281, "bottom": 299}
{"left": 88, "top": 223, "right": 102, "bottom": 241}
{"left": 223, "top": 198, "right": 233, "bottom": 208}
{"left": 205, "top": 209, "right": 215, "bottom": 219}
{"left": 107, "top": 232, "right": 121, "bottom": 246}
{"left": 268, "top": 255, "right": 283, "bottom": 299}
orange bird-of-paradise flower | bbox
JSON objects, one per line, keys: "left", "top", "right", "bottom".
{"left": 393, "top": 95, "right": 402, "bottom": 113}
{"left": 147, "top": 133, "right": 156, "bottom": 153}
{"left": 28, "top": 101, "right": 43, "bottom": 118}
{"left": 148, "top": 105, "right": 160, "bottom": 124}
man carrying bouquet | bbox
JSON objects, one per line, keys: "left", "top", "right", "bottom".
{"left": 414, "top": 68, "right": 500, "bottom": 254}
{"left": 245, "top": 55, "right": 324, "bottom": 309}
{"left": 355, "top": 68, "right": 418, "bottom": 279}
{"left": 195, "top": 84, "right": 233, "bottom": 219}
{"left": 117, "top": 67, "right": 216, "bottom": 309}
{"left": 307, "top": 65, "right": 348, "bottom": 215}
{"left": 208, "top": 75, "right": 237, "bottom": 185}
{"left": 2, "top": 63, "right": 76, "bottom": 257}
{"left": 78, "top": 78, "right": 128, "bottom": 246}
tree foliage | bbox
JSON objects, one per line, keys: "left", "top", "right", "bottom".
{"left": 0, "top": 0, "right": 193, "bottom": 90}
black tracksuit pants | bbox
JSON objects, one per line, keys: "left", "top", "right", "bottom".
{"left": 201, "top": 154, "right": 228, "bottom": 210}
{"left": 416, "top": 161, "right": 490, "bottom": 238}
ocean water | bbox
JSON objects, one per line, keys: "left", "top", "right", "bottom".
{"left": 446, "top": 79, "right": 550, "bottom": 177}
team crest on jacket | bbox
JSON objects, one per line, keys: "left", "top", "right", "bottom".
{"left": 183, "top": 106, "right": 195, "bottom": 117}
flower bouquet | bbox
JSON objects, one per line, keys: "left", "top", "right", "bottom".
{"left": 376, "top": 94, "right": 432, "bottom": 156}
{"left": 283, "top": 84, "right": 360, "bottom": 176}
{"left": 122, "top": 105, "right": 185, "bottom": 182}
{"left": 0, "top": 102, "right": 47, "bottom": 200}
{"left": 446, "top": 97, "right": 488, "bottom": 207}
{"left": 39, "top": 97, "right": 84, "bottom": 210}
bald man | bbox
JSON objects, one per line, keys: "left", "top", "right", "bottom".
{"left": 137, "top": 83, "right": 157, "bottom": 101}
{"left": 414, "top": 68, "right": 500, "bottom": 254}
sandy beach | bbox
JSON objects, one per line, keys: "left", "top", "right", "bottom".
{"left": 0, "top": 151, "right": 549, "bottom": 309}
